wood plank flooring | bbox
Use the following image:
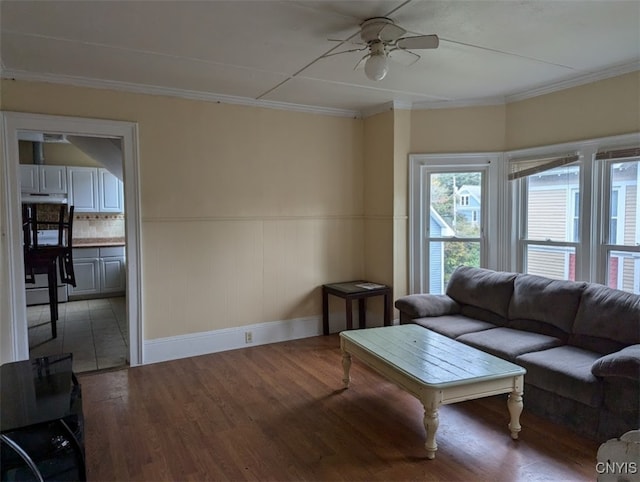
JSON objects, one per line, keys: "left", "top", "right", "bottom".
{"left": 80, "top": 335, "right": 599, "bottom": 481}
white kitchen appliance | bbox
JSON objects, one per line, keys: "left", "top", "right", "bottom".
{"left": 22, "top": 193, "right": 69, "bottom": 204}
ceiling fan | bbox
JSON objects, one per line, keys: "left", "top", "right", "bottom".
{"left": 328, "top": 17, "right": 439, "bottom": 81}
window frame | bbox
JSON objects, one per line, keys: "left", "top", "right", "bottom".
{"left": 506, "top": 133, "right": 639, "bottom": 289}
{"left": 408, "top": 133, "right": 639, "bottom": 296}
{"left": 596, "top": 156, "right": 640, "bottom": 292}
{"left": 408, "top": 153, "right": 502, "bottom": 294}
{"left": 514, "top": 156, "right": 583, "bottom": 279}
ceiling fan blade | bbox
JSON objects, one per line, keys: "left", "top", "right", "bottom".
{"left": 328, "top": 38, "right": 365, "bottom": 45}
{"left": 388, "top": 48, "right": 421, "bottom": 67}
{"left": 322, "top": 46, "right": 368, "bottom": 59}
{"left": 378, "top": 22, "right": 406, "bottom": 42}
{"left": 396, "top": 34, "right": 439, "bottom": 50}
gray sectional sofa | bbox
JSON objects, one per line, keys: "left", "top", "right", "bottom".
{"left": 394, "top": 266, "right": 640, "bottom": 441}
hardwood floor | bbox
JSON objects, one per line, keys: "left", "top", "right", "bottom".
{"left": 80, "top": 335, "right": 599, "bottom": 481}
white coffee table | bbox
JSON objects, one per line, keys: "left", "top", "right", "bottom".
{"left": 340, "top": 324, "right": 526, "bottom": 459}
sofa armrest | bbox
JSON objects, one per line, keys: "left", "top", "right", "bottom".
{"left": 394, "top": 294, "right": 460, "bottom": 319}
{"left": 591, "top": 344, "right": 640, "bottom": 381}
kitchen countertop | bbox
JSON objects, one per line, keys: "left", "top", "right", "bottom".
{"left": 73, "top": 237, "right": 125, "bottom": 247}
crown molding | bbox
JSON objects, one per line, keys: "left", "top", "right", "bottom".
{"left": 0, "top": 68, "right": 362, "bottom": 119}
{"left": 412, "top": 96, "right": 507, "bottom": 110}
{"left": 2, "top": 62, "right": 638, "bottom": 118}
{"left": 410, "top": 62, "right": 640, "bottom": 111}
{"left": 360, "top": 100, "right": 413, "bottom": 118}
{"left": 505, "top": 61, "right": 640, "bottom": 103}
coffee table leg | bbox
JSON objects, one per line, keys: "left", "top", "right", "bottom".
{"left": 423, "top": 407, "right": 439, "bottom": 459}
{"left": 508, "top": 388, "right": 523, "bottom": 440}
{"left": 342, "top": 351, "right": 352, "bottom": 388}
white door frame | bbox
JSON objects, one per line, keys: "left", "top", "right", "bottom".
{"left": 1, "top": 111, "right": 143, "bottom": 365}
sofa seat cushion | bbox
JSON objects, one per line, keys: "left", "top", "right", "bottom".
{"left": 516, "top": 346, "right": 603, "bottom": 407}
{"left": 456, "top": 327, "right": 563, "bottom": 361}
{"left": 411, "top": 315, "right": 496, "bottom": 339}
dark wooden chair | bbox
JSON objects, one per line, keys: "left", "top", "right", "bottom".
{"left": 22, "top": 204, "right": 76, "bottom": 338}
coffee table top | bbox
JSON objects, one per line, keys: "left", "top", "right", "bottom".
{"left": 340, "top": 325, "right": 525, "bottom": 388}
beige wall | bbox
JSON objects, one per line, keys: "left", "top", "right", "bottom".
{"left": 2, "top": 80, "right": 364, "bottom": 339}
{"left": 2, "top": 72, "right": 638, "bottom": 343}
{"left": 360, "top": 108, "right": 412, "bottom": 318}
{"left": 410, "top": 104, "right": 507, "bottom": 153}
{"left": 409, "top": 72, "right": 640, "bottom": 155}
{"left": 362, "top": 110, "right": 394, "bottom": 321}
{"left": 393, "top": 109, "right": 411, "bottom": 300}
{"left": 506, "top": 71, "right": 640, "bottom": 150}
{"left": 19, "top": 141, "right": 100, "bottom": 167}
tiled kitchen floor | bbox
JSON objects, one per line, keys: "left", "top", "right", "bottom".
{"left": 28, "top": 296, "right": 128, "bottom": 373}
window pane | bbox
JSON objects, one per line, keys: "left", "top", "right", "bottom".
{"left": 526, "top": 165, "right": 580, "bottom": 242}
{"left": 607, "top": 250, "right": 640, "bottom": 294}
{"left": 430, "top": 172, "right": 482, "bottom": 238}
{"left": 525, "top": 244, "right": 576, "bottom": 280}
{"left": 609, "top": 161, "right": 638, "bottom": 246}
{"left": 431, "top": 241, "right": 480, "bottom": 293}
{"left": 428, "top": 241, "right": 480, "bottom": 294}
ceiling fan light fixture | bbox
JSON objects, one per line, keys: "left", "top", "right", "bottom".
{"left": 364, "top": 52, "right": 388, "bottom": 81}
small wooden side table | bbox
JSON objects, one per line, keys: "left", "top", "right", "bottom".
{"left": 322, "top": 280, "right": 392, "bottom": 335}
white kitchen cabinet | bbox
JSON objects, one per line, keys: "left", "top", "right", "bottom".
{"left": 20, "top": 165, "right": 39, "bottom": 193}
{"left": 25, "top": 273, "right": 69, "bottom": 306}
{"left": 69, "top": 246, "right": 125, "bottom": 299}
{"left": 39, "top": 165, "right": 67, "bottom": 194}
{"left": 98, "top": 168, "right": 124, "bottom": 213}
{"left": 68, "top": 248, "right": 100, "bottom": 297}
{"left": 67, "top": 167, "right": 123, "bottom": 213}
{"left": 100, "top": 256, "right": 126, "bottom": 293}
{"left": 20, "top": 165, "right": 67, "bottom": 194}
{"left": 67, "top": 167, "right": 99, "bottom": 212}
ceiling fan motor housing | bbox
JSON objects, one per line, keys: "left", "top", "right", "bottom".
{"left": 360, "top": 17, "right": 395, "bottom": 43}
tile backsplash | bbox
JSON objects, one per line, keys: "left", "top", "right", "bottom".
{"left": 73, "top": 213, "right": 125, "bottom": 239}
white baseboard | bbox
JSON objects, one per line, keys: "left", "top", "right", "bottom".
{"left": 143, "top": 315, "right": 323, "bottom": 365}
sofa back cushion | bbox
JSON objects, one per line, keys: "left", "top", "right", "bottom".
{"left": 508, "top": 274, "right": 586, "bottom": 340}
{"left": 446, "top": 266, "right": 517, "bottom": 325}
{"left": 570, "top": 284, "right": 640, "bottom": 354}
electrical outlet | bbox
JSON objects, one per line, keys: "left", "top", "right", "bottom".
{"left": 245, "top": 331, "right": 253, "bottom": 343}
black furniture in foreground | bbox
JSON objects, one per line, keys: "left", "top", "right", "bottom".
{"left": 322, "top": 280, "right": 392, "bottom": 335}
{"left": 1, "top": 354, "right": 85, "bottom": 481}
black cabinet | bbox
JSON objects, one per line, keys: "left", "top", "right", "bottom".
{"left": 1, "top": 354, "right": 85, "bottom": 481}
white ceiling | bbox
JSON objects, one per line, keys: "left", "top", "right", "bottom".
{"left": 2, "top": 0, "right": 639, "bottom": 116}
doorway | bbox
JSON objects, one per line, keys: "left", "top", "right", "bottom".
{"left": 1, "top": 112, "right": 142, "bottom": 367}
{"left": 22, "top": 133, "right": 129, "bottom": 372}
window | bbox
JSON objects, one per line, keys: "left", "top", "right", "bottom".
{"left": 601, "top": 159, "right": 639, "bottom": 293}
{"left": 571, "top": 190, "right": 580, "bottom": 243}
{"left": 508, "top": 139, "right": 639, "bottom": 293}
{"left": 409, "top": 154, "right": 498, "bottom": 295}
{"left": 429, "top": 172, "right": 483, "bottom": 292}
{"left": 409, "top": 135, "right": 639, "bottom": 296}
{"left": 609, "top": 189, "right": 620, "bottom": 245}
{"left": 511, "top": 155, "right": 581, "bottom": 280}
